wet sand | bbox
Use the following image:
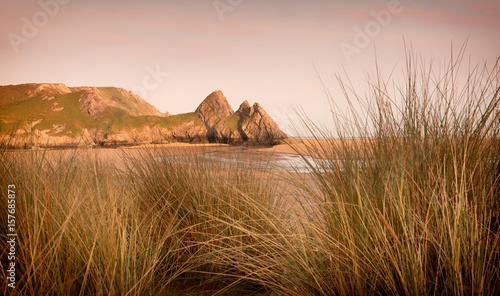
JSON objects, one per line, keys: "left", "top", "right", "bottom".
{"left": 4, "top": 140, "right": 326, "bottom": 218}
{"left": 4, "top": 139, "right": 366, "bottom": 172}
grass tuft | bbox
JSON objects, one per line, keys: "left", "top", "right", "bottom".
{"left": 1, "top": 49, "right": 499, "bottom": 295}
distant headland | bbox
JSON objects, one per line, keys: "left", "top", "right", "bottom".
{"left": 0, "top": 83, "right": 287, "bottom": 148}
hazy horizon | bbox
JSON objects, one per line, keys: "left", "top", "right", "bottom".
{"left": 1, "top": 0, "right": 499, "bottom": 135}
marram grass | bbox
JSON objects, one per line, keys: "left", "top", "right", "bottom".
{"left": 1, "top": 52, "right": 499, "bottom": 295}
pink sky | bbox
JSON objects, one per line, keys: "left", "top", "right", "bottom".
{"left": 1, "top": 0, "right": 499, "bottom": 134}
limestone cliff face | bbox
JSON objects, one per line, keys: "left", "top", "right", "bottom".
{"left": 0, "top": 84, "right": 287, "bottom": 148}
{"left": 87, "top": 121, "right": 207, "bottom": 146}
{"left": 237, "top": 101, "right": 288, "bottom": 145}
{"left": 195, "top": 91, "right": 287, "bottom": 145}
{"left": 195, "top": 90, "right": 235, "bottom": 142}
{"left": 30, "top": 83, "right": 72, "bottom": 98}
{"left": 79, "top": 88, "right": 111, "bottom": 117}
{"left": 78, "top": 87, "right": 164, "bottom": 117}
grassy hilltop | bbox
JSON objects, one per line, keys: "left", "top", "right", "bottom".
{"left": 0, "top": 83, "right": 207, "bottom": 147}
{"left": 0, "top": 84, "right": 286, "bottom": 147}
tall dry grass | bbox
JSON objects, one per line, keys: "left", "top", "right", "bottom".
{"left": 0, "top": 149, "right": 190, "bottom": 295}
{"left": 288, "top": 47, "right": 500, "bottom": 294}
{"left": 0, "top": 147, "right": 296, "bottom": 295}
{"left": 0, "top": 48, "right": 499, "bottom": 295}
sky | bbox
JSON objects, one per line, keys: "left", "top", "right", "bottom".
{"left": 1, "top": 0, "right": 499, "bottom": 135}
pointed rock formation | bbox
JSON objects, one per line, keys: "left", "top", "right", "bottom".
{"left": 195, "top": 90, "right": 287, "bottom": 145}
{"left": 237, "top": 102, "right": 288, "bottom": 145}
{"left": 195, "top": 90, "right": 234, "bottom": 119}
{"left": 195, "top": 90, "right": 236, "bottom": 143}
{"left": 237, "top": 100, "right": 251, "bottom": 115}
{"left": 0, "top": 84, "right": 287, "bottom": 148}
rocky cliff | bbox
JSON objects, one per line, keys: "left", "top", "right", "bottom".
{"left": 195, "top": 91, "right": 287, "bottom": 145}
{"left": 195, "top": 90, "right": 238, "bottom": 143}
{"left": 237, "top": 101, "right": 288, "bottom": 145}
{"left": 78, "top": 87, "right": 164, "bottom": 117}
{"left": 0, "top": 84, "right": 287, "bottom": 148}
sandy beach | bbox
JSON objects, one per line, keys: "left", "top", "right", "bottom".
{"left": 3, "top": 138, "right": 365, "bottom": 168}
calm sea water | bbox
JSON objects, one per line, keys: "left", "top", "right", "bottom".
{"left": 156, "top": 148, "right": 336, "bottom": 173}
{"left": 202, "top": 150, "right": 320, "bottom": 173}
